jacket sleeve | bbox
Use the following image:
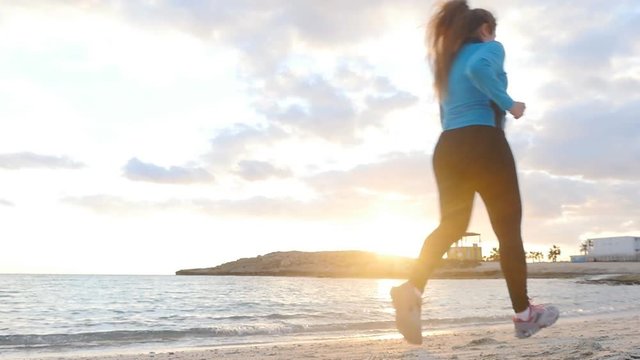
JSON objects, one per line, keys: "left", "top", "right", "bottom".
{"left": 465, "top": 41, "right": 514, "bottom": 111}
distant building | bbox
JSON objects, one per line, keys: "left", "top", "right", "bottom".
{"left": 587, "top": 236, "right": 640, "bottom": 262}
{"left": 447, "top": 232, "right": 482, "bottom": 261}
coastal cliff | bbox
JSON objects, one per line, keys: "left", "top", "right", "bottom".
{"left": 175, "top": 251, "right": 417, "bottom": 278}
{"left": 175, "top": 250, "right": 482, "bottom": 278}
{"left": 176, "top": 251, "right": 640, "bottom": 281}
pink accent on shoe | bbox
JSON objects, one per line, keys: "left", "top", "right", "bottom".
{"left": 513, "top": 303, "right": 560, "bottom": 339}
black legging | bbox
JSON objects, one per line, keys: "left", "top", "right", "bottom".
{"left": 409, "top": 125, "right": 529, "bottom": 313}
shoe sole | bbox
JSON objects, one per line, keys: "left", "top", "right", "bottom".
{"left": 515, "top": 310, "right": 560, "bottom": 339}
{"left": 390, "top": 287, "right": 423, "bottom": 345}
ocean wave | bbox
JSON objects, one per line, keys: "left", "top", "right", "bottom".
{"left": 212, "top": 313, "right": 328, "bottom": 321}
{"left": 0, "top": 315, "right": 509, "bottom": 351}
{"left": 0, "top": 325, "right": 307, "bottom": 350}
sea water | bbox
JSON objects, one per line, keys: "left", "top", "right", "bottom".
{"left": 1, "top": 274, "right": 640, "bottom": 359}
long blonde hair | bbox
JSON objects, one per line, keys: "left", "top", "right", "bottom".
{"left": 427, "top": 0, "right": 496, "bottom": 100}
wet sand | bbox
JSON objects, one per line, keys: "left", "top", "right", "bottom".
{"left": 31, "top": 312, "right": 640, "bottom": 360}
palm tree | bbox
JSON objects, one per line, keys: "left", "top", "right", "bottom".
{"left": 548, "top": 245, "right": 561, "bottom": 262}
{"left": 579, "top": 239, "right": 593, "bottom": 255}
{"left": 486, "top": 247, "right": 500, "bottom": 262}
{"left": 527, "top": 251, "right": 537, "bottom": 263}
{"left": 529, "top": 251, "right": 544, "bottom": 263}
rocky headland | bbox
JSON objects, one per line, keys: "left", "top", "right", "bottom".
{"left": 176, "top": 250, "right": 640, "bottom": 283}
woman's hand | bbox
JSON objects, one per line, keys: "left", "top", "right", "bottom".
{"left": 509, "top": 102, "right": 526, "bottom": 119}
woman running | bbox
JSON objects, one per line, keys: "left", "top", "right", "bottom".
{"left": 390, "top": 0, "right": 559, "bottom": 344}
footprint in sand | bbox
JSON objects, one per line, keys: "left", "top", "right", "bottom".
{"left": 452, "top": 337, "right": 502, "bottom": 350}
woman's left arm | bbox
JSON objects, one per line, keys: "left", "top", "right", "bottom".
{"left": 465, "top": 41, "right": 514, "bottom": 111}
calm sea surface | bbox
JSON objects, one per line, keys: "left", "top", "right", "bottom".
{"left": 1, "top": 274, "right": 640, "bottom": 359}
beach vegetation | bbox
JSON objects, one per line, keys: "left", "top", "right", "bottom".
{"left": 484, "top": 247, "right": 501, "bottom": 262}
{"left": 548, "top": 245, "right": 561, "bottom": 262}
{"left": 579, "top": 239, "right": 593, "bottom": 255}
{"left": 527, "top": 251, "right": 544, "bottom": 263}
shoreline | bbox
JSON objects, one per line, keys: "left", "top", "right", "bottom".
{"left": 17, "top": 312, "right": 640, "bottom": 360}
{"left": 178, "top": 261, "right": 640, "bottom": 282}
{"left": 5, "top": 264, "right": 640, "bottom": 360}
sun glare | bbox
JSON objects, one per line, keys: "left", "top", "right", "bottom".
{"left": 363, "top": 210, "right": 433, "bottom": 258}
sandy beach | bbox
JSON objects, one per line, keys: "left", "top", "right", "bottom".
{"left": 32, "top": 312, "right": 640, "bottom": 360}
{"left": 430, "top": 260, "right": 640, "bottom": 279}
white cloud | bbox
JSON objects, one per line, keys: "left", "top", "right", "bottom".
{"left": 257, "top": 72, "right": 358, "bottom": 143}
{"left": 306, "top": 152, "right": 434, "bottom": 197}
{"left": 62, "top": 194, "right": 152, "bottom": 215}
{"left": 0, "top": 199, "right": 14, "bottom": 207}
{"left": 123, "top": 158, "right": 214, "bottom": 185}
{"left": 2, "top": 1, "right": 640, "bottom": 273}
{"left": 64, "top": 152, "right": 436, "bottom": 220}
{"left": 204, "top": 123, "right": 288, "bottom": 167}
{"left": 521, "top": 100, "right": 640, "bottom": 180}
{"left": 0, "top": 152, "right": 84, "bottom": 170}
{"left": 234, "top": 160, "right": 292, "bottom": 181}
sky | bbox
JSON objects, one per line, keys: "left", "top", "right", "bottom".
{"left": 1, "top": 0, "right": 639, "bottom": 275}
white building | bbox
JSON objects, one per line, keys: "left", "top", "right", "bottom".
{"left": 588, "top": 236, "right": 640, "bottom": 262}
{"left": 446, "top": 232, "right": 482, "bottom": 262}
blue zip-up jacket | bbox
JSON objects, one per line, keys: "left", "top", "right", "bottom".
{"left": 440, "top": 40, "right": 514, "bottom": 130}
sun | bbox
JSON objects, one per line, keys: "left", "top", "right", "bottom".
{"left": 362, "top": 209, "right": 436, "bottom": 259}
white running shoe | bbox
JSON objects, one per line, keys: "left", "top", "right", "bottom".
{"left": 390, "top": 282, "right": 423, "bottom": 345}
{"left": 513, "top": 303, "right": 560, "bottom": 339}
